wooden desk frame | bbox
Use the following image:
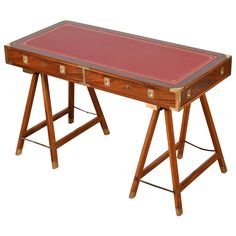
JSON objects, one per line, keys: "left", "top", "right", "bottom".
{"left": 129, "top": 94, "right": 227, "bottom": 216}
{"left": 4, "top": 21, "right": 232, "bottom": 216}
{"left": 15, "top": 71, "right": 227, "bottom": 215}
{"left": 15, "top": 72, "right": 109, "bottom": 169}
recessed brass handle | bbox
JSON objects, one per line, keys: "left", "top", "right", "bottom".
{"left": 124, "top": 84, "right": 132, "bottom": 90}
{"left": 220, "top": 67, "right": 224, "bottom": 76}
{"left": 60, "top": 65, "right": 66, "bottom": 74}
{"left": 42, "top": 62, "right": 47, "bottom": 67}
{"left": 147, "top": 89, "right": 154, "bottom": 99}
{"left": 104, "top": 77, "right": 111, "bottom": 86}
{"left": 23, "top": 55, "right": 28, "bottom": 64}
{"left": 187, "top": 89, "right": 191, "bottom": 99}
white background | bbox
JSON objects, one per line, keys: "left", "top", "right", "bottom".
{"left": 0, "top": 0, "right": 235, "bottom": 235}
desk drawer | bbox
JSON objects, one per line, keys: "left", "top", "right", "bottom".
{"left": 5, "top": 46, "right": 83, "bottom": 83}
{"left": 86, "top": 70, "right": 176, "bottom": 108}
{"left": 180, "top": 57, "right": 232, "bottom": 108}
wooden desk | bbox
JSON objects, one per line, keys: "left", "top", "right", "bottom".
{"left": 4, "top": 21, "right": 232, "bottom": 215}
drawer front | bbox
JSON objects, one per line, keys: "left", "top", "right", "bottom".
{"left": 86, "top": 70, "right": 176, "bottom": 108}
{"left": 5, "top": 46, "right": 83, "bottom": 83}
{"left": 180, "top": 57, "right": 232, "bottom": 108}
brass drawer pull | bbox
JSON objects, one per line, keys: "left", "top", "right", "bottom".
{"left": 60, "top": 65, "right": 66, "bottom": 74}
{"left": 104, "top": 77, "right": 111, "bottom": 86}
{"left": 220, "top": 67, "right": 224, "bottom": 76}
{"left": 124, "top": 84, "right": 132, "bottom": 90}
{"left": 42, "top": 62, "right": 47, "bottom": 67}
{"left": 23, "top": 55, "right": 28, "bottom": 64}
{"left": 147, "top": 89, "right": 154, "bottom": 99}
{"left": 187, "top": 89, "right": 191, "bottom": 99}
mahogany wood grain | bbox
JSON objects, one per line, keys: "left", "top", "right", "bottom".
{"left": 5, "top": 46, "right": 84, "bottom": 84}
{"left": 87, "top": 87, "right": 110, "bottom": 135}
{"left": 180, "top": 57, "right": 231, "bottom": 109}
{"left": 4, "top": 45, "right": 231, "bottom": 111}
{"left": 5, "top": 21, "right": 232, "bottom": 215}
{"left": 200, "top": 94, "right": 227, "bottom": 173}
{"left": 129, "top": 109, "right": 160, "bottom": 198}
{"left": 177, "top": 104, "right": 191, "bottom": 159}
{"left": 86, "top": 70, "right": 176, "bottom": 109}
{"left": 141, "top": 141, "right": 182, "bottom": 178}
{"left": 180, "top": 153, "right": 218, "bottom": 191}
{"left": 41, "top": 74, "right": 58, "bottom": 169}
{"left": 164, "top": 109, "right": 183, "bottom": 216}
{"left": 7, "top": 21, "right": 230, "bottom": 88}
{"left": 56, "top": 117, "right": 101, "bottom": 148}
{"left": 68, "top": 82, "right": 75, "bottom": 123}
{"left": 25, "top": 108, "right": 69, "bottom": 137}
{"left": 16, "top": 73, "right": 39, "bottom": 155}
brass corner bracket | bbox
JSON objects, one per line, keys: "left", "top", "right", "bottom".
{"left": 169, "top": 87, "right": 184, "bottom": 111}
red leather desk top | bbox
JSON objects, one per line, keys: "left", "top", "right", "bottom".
{"left": 11, "top": 21, "right": 226, "bottom": 87}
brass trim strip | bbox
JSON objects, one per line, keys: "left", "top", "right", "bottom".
{"left": 23, "top": 55, "right": 28, "bottom": 64}
{"left": 104, "top": 77, "right": 111, "bottom": 86}
{"left": 21, "top": 137, "right": 50, "bottom": 149}
{"left": 169, "top": 87, "right": 184, "bottom": 111}
{"left": 146, "top": 103, "right": 160, "bottom": 110}
{"left": 140, "top": 180, "right": 174, "bottom": 193}
{"left": 169, "top": 87, "right": 184, "bottom": 93}
{"left": 80, "top": 66, "right": 89, "bottom": 85}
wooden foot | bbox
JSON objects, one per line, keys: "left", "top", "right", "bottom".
{"left": 129, "top": 191, "right": 136, "bottom": 199}
{"left": 16, "top": 148, "right": 22, "bottom": 156}
{"left": 52, "top": 160, "right": 59, "bottom": 169}
{"left": 220, "top": 166, "right": 227, "bottom": 173}
{"left": 41, "top": 74, "right": 59, "bottom": 169}
{"left": 177, "top": 104, "right": 191, "bottom": 159}
{"left": 15, "top": 73, "right": 39, "bottom": 155}
{"left": 87, "top": 87, "right": 110, "bottom": 135}
{"left": 200, "top": 94, "right": 227, "bottom": 173}
{"left": 164, "top": 109, "right": 183, "bottom": 216}
{"left": 68, "top": 82, "right": 74, "bottom": 124}
{"left": 129, "top": 109, "right": 160, "bottom": 198}
{"left": 68, "top": 117, "right": 74, "bottom": 124}
{"left": 176, "top": 207, "right": 183, "bottom": 216}
{"left": 103, "top": 128, "right": 110, "bottom": 135}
